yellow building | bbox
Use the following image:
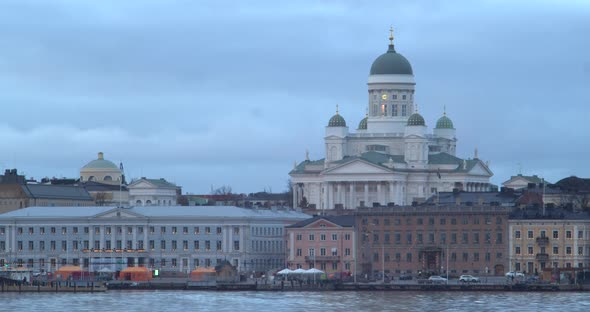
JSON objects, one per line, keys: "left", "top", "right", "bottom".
{"left": 509, "top": 209, "right": 590, "bottom": 275}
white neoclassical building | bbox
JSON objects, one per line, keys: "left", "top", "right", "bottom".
{"left": 0, "top": 206, "right": 310, "bottom": 274}
{"left": 290, "top": 30, "right": 494, "bottom": 210}
{"left": 128, "top": 178, "right": 178, "bottom": 206}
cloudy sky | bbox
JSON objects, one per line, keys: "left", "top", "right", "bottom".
{"left": 0, "top": 0, "right": 589, "bottom": 194}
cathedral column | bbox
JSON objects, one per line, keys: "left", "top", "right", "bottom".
{"left": 389, "top": 182, "right": 395, "bottom": 205}
{"left": 349, "top": 183, "right": 354, "bottom": 209}
{"left": 292, "top": 185, "right": 298, "bottom": 208}
{"left": 377, "top": 183, "right": 382, "bottom": 206}
{"left": 364, "top": 183, "right": 369, "bottom": 207}
{"left": 327, "top": 182, "right": 333, "bottom": 210}
{"left": 322, "top": 182, "right": 328, "bottom": 209}
{"left": 337, "top": 183, "right": 342, "bottom": 208}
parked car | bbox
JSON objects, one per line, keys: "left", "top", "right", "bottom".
{"left": 505, "top": 272, "right": 525, "bottom": 278}
{"left": 428, "top": 276, "right": 448, "bottom": 284}
{"left": 399, "top": 274, "right": 413, "bottom": 281}
{"left": 459, "top": 275, "right": 480, "bottom": 283}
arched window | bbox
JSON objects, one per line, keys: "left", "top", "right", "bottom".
{"left": 136, "top": 200, "right": 142, "bottom": 206}
{"left": 146, "top": 200, "right": 152, "bottom": 206}
{"left": 88, "top": 176, "right": 95, "bottom": 181}
{"left": 104, "top": 176, "right": 112, "bottom": 181}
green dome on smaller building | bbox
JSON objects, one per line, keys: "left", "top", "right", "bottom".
{"left": 407, "top": 113, "right": 425, "bottom": 126}
{"left": 328, "top": 105, "right": 347, "bottom": 127}
{"left": 435, "top": 114, "right": 454, "bottom": 129}
{"left": 328, "top": 114, "right": 346, "bottom": 127}
{"left": 357, "top": 115, "right": 368, "bottom": 130}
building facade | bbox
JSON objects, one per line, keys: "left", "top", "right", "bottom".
{"left": 0, "top": 206, "right": 310, "bottom": 274}
{"left": 508, "top": 209, "right": 590, "bottom": 274}
{"left": 290, "top": 31, "right": 493, "bottom": 211}
{"left": 128, "top": 178, "right": 178, "bottom": 206}
{"left": 285, "top": 216, "right": 355, "bottom": 274}
{"left": 355, "top": 205, "right": 510, "bottom": 279}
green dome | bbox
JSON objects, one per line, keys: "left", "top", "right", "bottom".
{"left": 357, "top": 116, "right": 368, "bottom": 130}
{"left": 328, "top": 114, "right": 346, "bottom": 127}
{"left": 407, "top": 113, "right": 425, "bottom": 126}
{"left": 435, "top": 115, "right": 454, "bottom": 129}
{"left": 370, "top": 45, "right": 413, "bottom": 75}
{"left": 82, "top": 152, "right": 120, "bottom": 170}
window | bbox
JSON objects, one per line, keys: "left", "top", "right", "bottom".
{"left": 40, "top": 227, "right": 45, "bottom": 235}
{"left": 496, "top": 233, "right": 503, "bottom": 244}
{"left": 233, "top": 241, "right": 240, "bottom": 251}
{"left": 205, "top": 227, "right": 211, "bottom": 234}
{"left": 345, "top": 234, "right": 351, "bottom": 240}
{"left": 579, "top": 247, "right": 584, "bottom": 255}
{"left": 345, "top": 248, "right": 351, "bottom": 256}
{"left": 553, "top": 231, "right": 559, "bottom": 239}
{"left": 161, "top": 240, "right": 166, "bottom": 250}
{"left": 194, "top": 227, "right": 200, "bottom": 234}
{"left": 309, "top": 234, "right": 315, "bottom": 241}
{"left": 528, "top": 246, "right": 534, "bottom": 255}
{"left": 332, "top": 234, "right": 337, "bottom": 241}
{"left": 406, "top": 233, "right": 412, "bottom": 244}
{"left": 233, "top": 227, "right": 239, "bottom": 235}
{"left": 28, "top": 227, "right": 34, "bottom": 235}
{"left": 451, "top": 253, "right": 456, "bottom": 262}
{"left": 462, "top": 232, "right": 468, "bottom": 244}
{"left": 205, "top": 240, "right": 211, "bottom": 251}
{"left": 579, "top": 231, "right": 584, "bottom": 239}
{"left": 384, "top": 219, "right": 390, "bottom": 226}
{"left": 296, "top": 234, "right": 302, "bottom": 241}
{"left": 515, "top": 246, "right": 521, "bottom": 255}
{"left": 320, "top": 234, "right": 326, "bottom": 241}
{"left": 440, "top": 218, "right": 446, "bottom": 225}
{"left": 417, "top": 233, "right": 423, "bottom": 244}
{"left": 428, "top": 218, "right": 434, "bottom": 225}
{"left": 462, "top": 217, "right": 468, "bottom": 225}
{"left": 406, "top": 253, "right": 412, "bottom": 262}
{"left": 417, "top": 218, "right": 423, "bottom": 225}
{"left": 51, "top": 227, "right": 56, "bottom": 234}
{"left": 216, "top": 241, "right": 222, "bottom": 251}
{"left": 566, "top": 246, "right": 572, "bottom": 255}
{"left": 106, "top": 227, "right": 112, "bottom": 235}
{"left": 451, "top": 218, "right": 457, "bottom": 225}
{"left": 473, "top": 253, "right": 479, "bottom": 262}
{"left": 566, "top": 231, "right": 572, "bottom": 239}
{"left": 161, "top": 226, "right": 166, "bottom": 234}
{"left": 451, "top": 233, "right": 457, "bottom": 244}
{"left": 217, "top": 227, "right": 222, "bottom": 235}
{"left": 527, "top": 231, "right": 533, "bottom": 239}
{"left": 462, "top": 253, "right": 469, "bottom": 261}
{"left": 553, "top": 246, "right": 559, "bottom": 254}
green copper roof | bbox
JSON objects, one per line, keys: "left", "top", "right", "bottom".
{"left": 328, "top": 113, "right": 346, "bottom": 127}
{"left": 435, "top": 115, "right": 454, "bottom": 129}
{"left": 407, "top": 113, "right": 425, "bottom": 126}
{"left": 357, "top": 116, "right": 368, "bottom": 130}
{"left": 370, "top": 44, "right": 413, "bottom": 75}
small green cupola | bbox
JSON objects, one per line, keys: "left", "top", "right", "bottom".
{"left": 435, "top": 114, "right": 454, "bottom": 129}
{"left": 328, "top": 105, "right": 347, "bottom": 127}
{"left": 407, "top": 112, "right": 425, "bottom": 126}
{"left": 357, "top": 112, "right": 368, "bottom": 130}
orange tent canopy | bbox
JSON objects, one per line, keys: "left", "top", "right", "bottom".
{"left": 191, "top": 267, "right": 216, "bottom": 274}
{"left": 119, "top": 266, "right": 152, "bottom": 281}
{"left": 56, "top": 265, "right": 83, "bottom": 273}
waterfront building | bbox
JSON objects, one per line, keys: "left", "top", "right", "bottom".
{"left": 128, "top": 178, "right": 179, "bottom": 206}
{"left": 285, "top": 215, "right": 355, "bottom": 273}
{"left": 290, "top": 30, "right": 493, "bottom": 211}
{"left": 508, "top": 208, "right": 590, "bottom": 274}
{"left": 0, "top": 206, "right": 310, "bottom": 274}
{"left": 354, "top": 205, "right": 510, "bottom": 279}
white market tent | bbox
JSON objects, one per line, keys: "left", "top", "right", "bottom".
{"left": 277, "top": 268, "right": 294, "bottom": 275}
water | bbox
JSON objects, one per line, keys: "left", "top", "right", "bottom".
{"left": 2, "top": 290, "right": 590, "bottom": 312}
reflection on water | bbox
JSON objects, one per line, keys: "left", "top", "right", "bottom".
{"left": 3, "top": 290, "right": 590, "bottom": 312}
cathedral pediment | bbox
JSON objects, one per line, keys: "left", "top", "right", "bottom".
{"left": 468, "top": 161, "right": 493, "bottom": 177}
{"left": 324, "top": 159, "right": 392, "bottom": 175}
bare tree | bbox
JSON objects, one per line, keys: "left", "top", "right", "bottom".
{"left": 212, "top": 185, "right": 233, "bottom": 195}
{"left": 94, "top": 192, "right": 109, "bottom": 206}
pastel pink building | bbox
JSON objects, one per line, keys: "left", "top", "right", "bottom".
{"left": 285, "top": 216, "right": 356, "bottom": 274}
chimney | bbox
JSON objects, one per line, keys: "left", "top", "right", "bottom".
{"left": 98, "top": 152, "right": 104, "bottom": 160}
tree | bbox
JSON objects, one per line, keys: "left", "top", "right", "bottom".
{"left": 299, "top": 196, "right": 308, "bottom": 208}
{"left": 212, "top": 185, "right": 233, "bottom": 195}
{"left": 94, "top": 192, "right": 109, "bottom": 206}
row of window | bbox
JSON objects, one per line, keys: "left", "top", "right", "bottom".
{"left": 514, "top": 245, "right": 586, "bottom": 256}
{"left": 252, "top": 227, "right": 282, "bottom": 237}
{"left": 0, "top": 239, "right": 242, "bottom": 252}
{"left": 514, "top": 230, "right": 584, "bottom": 239}
{"left": 296, "top": 233, "right": 352, "bottom": 241}
{"left": 296, "top": 247, "right": 349, "bottom": 257}
{"left": 362, "top": 216, "right": 503, "bottom": 226}
{"left": 3, "top": 226, "right": 239, "bottom": 236}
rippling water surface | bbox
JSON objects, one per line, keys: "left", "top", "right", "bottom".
{"left": 3, "top": 291, "right": 590, "bottom": 312}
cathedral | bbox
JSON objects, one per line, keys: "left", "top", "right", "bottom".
{"left": 290, "top": 30, "right": 494, "bottom": 210}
